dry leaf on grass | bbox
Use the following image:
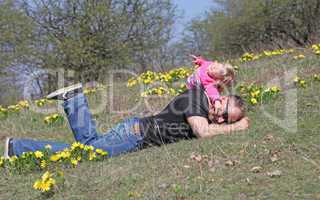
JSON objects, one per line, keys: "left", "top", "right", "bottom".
{"left": 267, "top": 170, "right": 282, "bottom": 177}
{"left": 250, "top": 166, "right": 263, "bottom": 173}
{"left": 225, "top": 160, "right": 239, "bottom": 166}
{"left": 270, "top": 154, "right": 279, "bottom": 162}
{"left": 264, "top": 134, "right": 274, "bottom": 141}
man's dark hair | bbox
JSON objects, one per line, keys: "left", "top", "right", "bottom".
{"left": 228, "top": 95, "right": 246, "bottom": 118}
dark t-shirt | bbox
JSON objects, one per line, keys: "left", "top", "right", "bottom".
{"left": 139, "top": 87, "right": 209, "bottom": 146}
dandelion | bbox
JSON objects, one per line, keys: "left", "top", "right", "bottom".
{"left": 60, "top": 150, "right": 71, "bottom": 159}
{"left": 250, "top": 90, "right": 260, "bottom": 98}
{"left": 127, "top": 78, "right": 138, "bottom": 87}
{"left": 271, "top": 86, "right": 280, "bottom": 93}
{"left": 84, "top": 145, "right": 94, "bottom": 152}
{"left": 9, "top": 156, "right": 18, "bottom": 163}
{"left": 43, "top": 113, "right": 63, "bottom": 125}
{"left": 96, "top": 149, "right": 108, "bottom": 156}
{"left": 40, "top": 160, "right": 47, "bottom": 169}
{"left": 71, "top": 142, "right": 82, "bottom": 150}
{"left": 88, "top": 152, "right": 97, "bottom": 161}
{"left": 18, "top": 100, "right": 29, "bottom": 109}
{"left": 34, "top": 151, "right": 44, "bottom": 159}
{"left": 33, "top": 171, "right": 56, "bottom": 192}
{"left": 299, "top": 80, "right": 306, "bottom": 88}
{"left": 50, "top": 154, "right": 61, "bottom": 162}
{"left": 250, "top": 98, "right": 258, "bottom": 105}
{"left": 0, "top": 156, "right": 5, "bottom": 167}
{"left": 70, "top": 159, "right": 78, "bottom": 167}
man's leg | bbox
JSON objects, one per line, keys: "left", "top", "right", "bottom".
{"left": 63, "top": 93, "right": 99, "bottom": 145}
{"left": 89, "top": 118, "right": 144, "bottom": 157}
{"left": 12, "top": 139, "right": 69, "bottom": 157}
{"left": 10, "top": 91, "right": 98, "bottom": 157}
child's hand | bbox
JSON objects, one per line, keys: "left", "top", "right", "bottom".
{"left": 189, "top": 54, "right": 204, "bottom": 66}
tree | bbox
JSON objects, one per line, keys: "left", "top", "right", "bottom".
{"left": 17, "top": 0, "right": 176, "bottom": 82}
{"left": 181, "top": 0, "right": 320, "bottom": 58}
{"left": 0, "top": 0, "right": 177, "bottom": 78}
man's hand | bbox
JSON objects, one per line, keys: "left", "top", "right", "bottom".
{"left": 235, "top": 117, "right": 250, "bottom": 131}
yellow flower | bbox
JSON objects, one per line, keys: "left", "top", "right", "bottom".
{"left": 95, "top": 148, "right": 104, "bottom": 154}
{"left": 33, "top": 180, "right": 43, "bottom": 190}
{"left": 88, "top": 152, "right": 97, "bottom": 161}
{"left": 70, "top": 158, "right": 78, "bottom": 166}
{"left": 50, "top": 154, "right": 61, "bottom": 162}
{"left": 96, "top": 149, "right": 108, "bottom": 156}
{"left": 250, "top": 98, "right": 258, "bottom": 105}
{"left": 42, "top": 171, "right": 51, "bottom": 181}
{"left": 18, "top": 100, "right": 29, "bottom": 109}
{"left": 77, "top": 156, "right": 82, "bottom": 161}
{"left": 9, "top": 156, "right": 18, "bottom": 163}
{"left": 127, "top": 78, "right": 138, "bottom": 87}
{"left": 84, "top": 145, "right": 94, "bottom": 151}
{"left": 271, "top": 86, "right": 280, "bottom": 93}
{"left": 299, "top": 80, "right": 306, "bottom": 88}
{"left": 33, "top": 171, "right": 56, "bottom": 192}
{"left": 34, "top": 151, "right": 44, "bottom": 159}
{"left": 0, "top": 156, "right": 4, "bottom": 167}
{"left": 250, "top": 90, "right": 260, "bottom": 97}
{"left": 60, "top": 150, "right": 71, "bottom": 159}
{"left": 40, "top": 160, "right": 47, "bottom": 169}
{"left": 71, "top": 142, "right": 81, "bottom": 150}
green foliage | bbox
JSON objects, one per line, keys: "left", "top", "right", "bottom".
{"left": 182, "top": 0, "right": 320, "bottom": 57}
{"left": 0, "top": 0, "right": 177, "bottom": 82}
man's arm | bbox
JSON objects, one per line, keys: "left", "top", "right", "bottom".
{"left": 187, "top": 116, "right": 249, "bottom": 138}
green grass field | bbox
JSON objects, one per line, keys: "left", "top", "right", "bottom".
{"left": 0, "top": 48, "right": 320, "bottom": 199}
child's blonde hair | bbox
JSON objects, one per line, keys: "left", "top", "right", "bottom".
{"left": 223, "top": 63, "right": 235, "bottom": 86}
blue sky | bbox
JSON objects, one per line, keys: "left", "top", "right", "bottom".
{"left": 172, "top": 0, "right": 214, "bottom": 37}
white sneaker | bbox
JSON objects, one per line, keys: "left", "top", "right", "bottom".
{"left": 4, "top": 137, "right": 13, "bottom": 159}
{"left": 46, "top": 83, "right": 83, "bottom": 100}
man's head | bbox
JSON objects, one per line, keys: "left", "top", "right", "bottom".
{"left": 209, "top": 95, "right": 245, "bottom": 124}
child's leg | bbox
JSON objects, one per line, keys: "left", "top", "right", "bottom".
{"left": 63, "top": 93, "right": 99, "bottom": 145}
{"left": 12, "top": 139, "right": 69, "bottom": 157}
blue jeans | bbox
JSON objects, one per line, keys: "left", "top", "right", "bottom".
{"left": 12, "top": 93, "right": 144, "bottom": 157}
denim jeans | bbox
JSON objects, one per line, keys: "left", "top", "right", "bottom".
{"left": 12, "top": 93, "right": 144, "bottom": 157}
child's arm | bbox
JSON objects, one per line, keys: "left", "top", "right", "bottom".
{"left": 190, "top": 55, "right": 211, "bottom": 68}
{"left": 204, "top": 84, "right": 220, "bottom": 105}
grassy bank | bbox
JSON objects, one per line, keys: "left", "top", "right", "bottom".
{"left": 0, "top": 48, "right": 320, "bottom": 199}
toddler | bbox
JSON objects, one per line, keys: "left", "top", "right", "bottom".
{"left": 187, "top": 55, "right": 235, "bottom": 107}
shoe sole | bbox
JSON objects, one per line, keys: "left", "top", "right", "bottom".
{"left": 4, "top": 137, "right": 11, "bottom": 159}
{"left": 46, "top": 83, "right": 83, "bottom": 99}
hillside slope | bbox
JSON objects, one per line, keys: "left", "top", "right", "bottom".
{"left": 0, "top": 48, "right": 320, "bottom": 199}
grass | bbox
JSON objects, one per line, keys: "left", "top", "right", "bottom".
{"left": 0, "top": 48, "right": 320, "bottom": 199}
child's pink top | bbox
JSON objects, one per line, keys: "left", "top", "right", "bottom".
{"left": 187, "top": 57, "right": 220, "bottom": 104}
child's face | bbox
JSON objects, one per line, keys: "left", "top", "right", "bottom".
{"left": 208, "top": 62, "right": 227, "bottom": 79}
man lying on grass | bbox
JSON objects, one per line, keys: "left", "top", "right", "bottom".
{"left": 4, "top": 83, "right": 249, "bottom": 158}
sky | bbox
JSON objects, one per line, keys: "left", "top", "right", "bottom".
{"left": 172, "top": 0, "right": 214, "bottom": 39}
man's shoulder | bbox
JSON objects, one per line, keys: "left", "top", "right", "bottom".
{"left": 185, "top": 86, "right": 207, "bottom": 98}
